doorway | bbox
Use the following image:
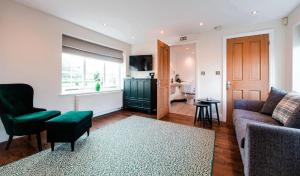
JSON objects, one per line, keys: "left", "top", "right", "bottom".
{"left": 226, "top": 34, "right": 269, "bottom": 125}
{"left": 169, "top": 43, "right": 196, "bottom": 117}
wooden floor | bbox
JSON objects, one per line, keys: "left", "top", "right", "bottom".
{"left": 170, "top": 102, "right": 196, "bottom": 117}
{"left": 0, "top": 110, "right": 244, "bottom": 176}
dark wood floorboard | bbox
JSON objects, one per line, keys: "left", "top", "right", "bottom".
{"left": 0, "top": 110, "right": 244, "bottom": 176}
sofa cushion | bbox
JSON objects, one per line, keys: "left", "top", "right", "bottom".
{"left": 260, "top": 87, "right": 287, "bottom": 115}
{"left": 272, "top": 92, "right": 300, "bottom": 125}
{"left": 233, "top": 109, "right": 281, "bottom": 126}
{"left": 233, "top": 109, "right": 281, "bottom": 165}
{"left": 285, "top": 106, "right": 300, "bottom": 128}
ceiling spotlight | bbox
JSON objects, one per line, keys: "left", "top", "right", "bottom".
{"left": 103, "top": 23, "right": 107, "bottom": 26}
{"left": 160, "top": 30, "right": 164, "bottom": 34}
{"left": 251, "top": 10, "right": 257, "bottom": 15}
{"left": 199, "top": 22, "right": 204, "bottom": 26}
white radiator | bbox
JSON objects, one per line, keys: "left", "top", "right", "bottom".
{"left": 75, "top": 91, "right": 123, "bottom": 117}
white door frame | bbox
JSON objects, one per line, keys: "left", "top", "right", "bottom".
{"left": 169, "top": 41, "right": 199, "bottom": 101}
{"left": 222, "top": 29, "right": 275, "bottom": 122}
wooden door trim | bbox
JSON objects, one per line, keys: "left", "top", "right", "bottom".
{"left": 222, "top": 29, "right": 275, "bottom": 124}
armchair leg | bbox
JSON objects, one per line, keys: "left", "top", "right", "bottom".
{"left": 51, "top": 142, "right": 55, "bottom": 151}
{"left": 71, "top": 141, "right": 75, "bottom": 152}
{"left": 36, "top": 133, "right": 42, "bottom": 152}
{"left": 5, "top": 135, "right": 13, "bottom": 150}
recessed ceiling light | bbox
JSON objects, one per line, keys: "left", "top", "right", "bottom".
{"left": 103, "top": 23, "right": 107, "bottom": 26}
{"left": 251, "top": 10, "right": 257, "bottom": 15}
{"left": 186, "top": 48, "right": 190, "bottom": 50}
{"left": 160, "top": 30, "right": 164, "bottom": 34}
{"left": 199, "top": 22, "right": 204, "bottom": 26}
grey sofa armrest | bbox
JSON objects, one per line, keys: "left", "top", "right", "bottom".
{"left": 234, "top": 100, "right": 265, "bottom": 112}
{"left": 244, "top": 123, "right": 300, "bottom": 176}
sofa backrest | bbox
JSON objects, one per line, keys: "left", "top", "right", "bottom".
{"left": 0, "top": 84, "right": 34, "bottom": 116}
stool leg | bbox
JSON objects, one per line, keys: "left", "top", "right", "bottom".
{"left": 215, "top": 103, "right": 220, "bottom": 125}
{"left": 198, "top": 107, "right": 203, "bottom": 122}
{"left": 209, "top": 104, "right": 213, "bottom": 122}
{"left": 51, "top": 142, "right": 55, "bottom": 151}
{"left": 71, "top": 141, "right": 75, "bottom": 151}
{"left": 206, "top": 107, "right": 212, "bottom": 127}
{"left": 194, "top": 106, "right": 198, "bottom": 125}
{"left": 87, "top": 129, "right": 90, "bottom": 136}
{"left": 202, "top": 107, "right": 205, "bottom": 127}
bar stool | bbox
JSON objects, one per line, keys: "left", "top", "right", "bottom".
{"left": 194, "top": 103, "right": 210, "bottom": 126}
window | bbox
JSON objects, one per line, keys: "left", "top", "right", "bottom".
{"left": 61, "top": 53, "right": 122, "bottom": 94}
{"left": 61, "top": 35, "right": 124, "bottom": 94}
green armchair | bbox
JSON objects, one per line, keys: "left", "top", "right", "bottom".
{"left": 0, "top": 84, "right": 61, "bottom": 151}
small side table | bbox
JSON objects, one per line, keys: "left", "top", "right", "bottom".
{"left": 198, "top": 99, "right": 221, "bottom": 125}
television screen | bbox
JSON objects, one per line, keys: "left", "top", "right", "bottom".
{"left": 129, "top": 55, "right": 153, "bottom": 71}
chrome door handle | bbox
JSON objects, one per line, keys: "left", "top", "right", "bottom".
{"left": 226, "top": 81, "right": 232, "bottom": 90}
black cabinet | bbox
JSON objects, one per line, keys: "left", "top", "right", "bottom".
{"left": 123, "top": 78, "right": 157, "bottom": 114}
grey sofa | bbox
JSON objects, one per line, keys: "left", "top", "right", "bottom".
{"left": 233, "top": 100, "right": 300, "bottom": 176}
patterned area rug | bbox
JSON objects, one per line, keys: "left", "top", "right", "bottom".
{"left": 0, "top": 116, "right": 215, "bottom": 176}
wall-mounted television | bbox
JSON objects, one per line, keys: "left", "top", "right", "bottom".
{"left": 129, "top": 55, "right": 153, "bottom": 71}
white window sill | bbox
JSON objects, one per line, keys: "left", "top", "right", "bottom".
{"left": 60, "top": 88, "right": 123, "bottom": 96}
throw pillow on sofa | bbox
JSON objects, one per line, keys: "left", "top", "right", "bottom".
{"left": 272, "top": 92, "right": 300, "bottom": 125}
{"left": 260, "top": 87, "right": 287, "bottom": 115}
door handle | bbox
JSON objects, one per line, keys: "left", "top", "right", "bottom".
{"left": 226, "top": 81, "right": 232, "bottom": 90}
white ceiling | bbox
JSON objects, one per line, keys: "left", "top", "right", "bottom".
{"left": 14, "top": 0, "right": 300, "bottom": 44}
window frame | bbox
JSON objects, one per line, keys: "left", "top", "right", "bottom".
{"left": 61, "top": 52, "right": 123, "bottom": 95}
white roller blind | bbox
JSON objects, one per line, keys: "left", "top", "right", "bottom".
{"left": 62, "top": 35, "right": 123, "bottom": 63}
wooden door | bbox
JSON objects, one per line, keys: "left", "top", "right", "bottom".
{"left": 227, "top": 34, "right": 269, "bottom": 125}
{"left": 157, "top": 40, "right": 170, "bottom": 119}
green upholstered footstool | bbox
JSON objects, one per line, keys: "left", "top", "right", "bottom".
{"left": 46, "top": 111, "right": 93, "bottom": 151}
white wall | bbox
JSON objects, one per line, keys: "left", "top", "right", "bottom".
{"left": 157, "top": 20, "right": 286, "bottom": 122}
{"left": 170, "top": 44, "right": 196, "bottom": 90}
{"left": 0, "top": 0, "right": 131, "bottom": 142}
{"left": 130, "top": 40, "right": 157, "bottom": 78}
{"left": 286, "top": 5, "right": 300, "bottom": 92}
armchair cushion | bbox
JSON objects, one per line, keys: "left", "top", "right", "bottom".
{"left": 14, "top": 111, "right": 61, "bottom": 124}
{"left": 11, "top": 110, "right": 61, "bottom": 135}
{"left": 0, "top": 84, "right": 34, "bottom": 116}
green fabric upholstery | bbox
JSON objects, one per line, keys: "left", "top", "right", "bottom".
{"left": 12, "top": 110, "right": 61, "bottom": 135}
{"left": 0, "top": 84, "right": 34, "bottom": 116}
{"left": 0, "top": 84, "right": 61, "bottom": 140}
{"left": 14, "top": 111, "right": 60, "bottom": 123}
{"left": 46, "top": 111, "right": 93, "bottom": 151}
{"left": 47, "top": 111, "right": 93, "bottom": 124}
